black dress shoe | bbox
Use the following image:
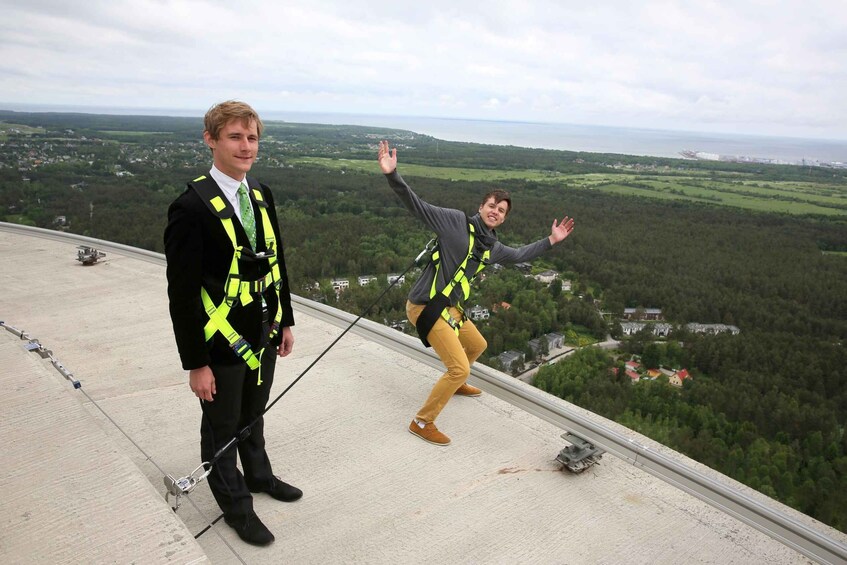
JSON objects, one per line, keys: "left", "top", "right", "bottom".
{"left": 224, "top": 512, "right": 275, "bottom": 546}
{"left": 249, "top": 476, "right": 303, "bottom": 502}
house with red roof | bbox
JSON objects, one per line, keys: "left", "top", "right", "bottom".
{"left": 669, "top": 369, "right": 690, "bottom": 388}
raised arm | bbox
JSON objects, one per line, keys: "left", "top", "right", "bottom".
{"left": 377, "top": 140, "right": 466, "bottom": 235}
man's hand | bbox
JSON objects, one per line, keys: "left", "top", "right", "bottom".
{"left": 548, "top": 216, "right": 575, "bottom": 245}
{"left": 378, "top": 140, "right": 397, "bottom": 174}
{"left": 189, "top": 366, "right": 216, "bottom": 401}
{"left": 277, "top": 326, "right": 294, "bottom": 357}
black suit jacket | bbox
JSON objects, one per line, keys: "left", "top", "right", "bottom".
{"left": 164, "top": 175, "right": 295, "bottom": 370}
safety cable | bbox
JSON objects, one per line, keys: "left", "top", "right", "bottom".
{"left": 0, "top": 321, "right": 247, "bottom": 564}
{"left": 191, "top": 238, "right": 437, "bottom": 536}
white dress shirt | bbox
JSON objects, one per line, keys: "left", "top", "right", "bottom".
{"left": 209, "top": 165, "right": 247, "bottom": 224}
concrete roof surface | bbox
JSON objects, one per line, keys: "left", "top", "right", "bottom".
{"left": 2, "top": 228, "right": 843, "bottom": 564}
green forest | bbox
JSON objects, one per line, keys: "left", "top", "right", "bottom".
{"left": 1, "top": 110, "right": 846, "bottom": 532}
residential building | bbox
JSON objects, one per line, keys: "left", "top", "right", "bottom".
{"left": 331, "top": 279, "right": 349, "bottom": 292}
{"left": 545, "top": 332, "right": 565, "bottom": 350}
{"left": 467, "top": 305, "right": 489, "bottom": 321}
{"left": 623, "top": 307, "right": 663, "bottom": 321}
{"left": 497, "top": 350, "right": 525, "bottom": 374}
{"left": 534, "top": 270, "right": 558, "bottom": 285}
{"left": 685, "top": 323, "right": 740, "bottom": 335}
{"left": 528, "top": 337, "right": 545, "bottom": 357}
{"left": 619, "top": 322, "right": 672, "bottom": 337}
{"left": 669, "top": 369, "right": 691, "bottom": 388}
{"left": 492, "top": 301, "right": 511, "bottom": 312}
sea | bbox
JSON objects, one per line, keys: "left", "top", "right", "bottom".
{"left": 2, "top": 103, "right": 845, "bottom": 165}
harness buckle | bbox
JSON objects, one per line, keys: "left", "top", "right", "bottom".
{"left": 224, "top": 274, "right": 242, "bottom": 306}
{"left": 240, "top": 246, "right": 276, "bottom": 262}
{"left": 445, "top": 315, "right": 462, "bottom": 331}
{"left": 231, "top": 337, "right": 251, "bottom": 356}
{"left": 268, "top": 320, "right": 280, "bottom": 336}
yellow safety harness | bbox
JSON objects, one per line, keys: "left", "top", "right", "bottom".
{"left": 416, "top": 223, "right": 490, "bottom": 346}
{"left": 190, "top": 175, "right": 284, "bottom": 383}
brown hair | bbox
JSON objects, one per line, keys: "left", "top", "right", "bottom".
{"left": 203, "top": 100, "right": 264, "bottom": 140}
{"left": 481, "top": 189, "right": 512, "bottom": 215}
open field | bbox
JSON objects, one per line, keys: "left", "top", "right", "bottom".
{"left": 97, "top": 130, "right": 170, "bottom": 136}
{"left": 0, "top": 123, "right": 45, "bottom": 139}
{"left": 292, "top": 157, "right": 847, "bottom": 217}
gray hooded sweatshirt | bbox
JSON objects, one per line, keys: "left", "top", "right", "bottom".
{"left": 386, "top": 170, "right": 553, "bottom": 307}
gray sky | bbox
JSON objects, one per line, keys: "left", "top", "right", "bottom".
{"left": 1, "top": 0, "right": 845, "bottom": 140}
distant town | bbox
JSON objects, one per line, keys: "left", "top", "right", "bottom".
{"left": 679, "top": 149, "right": 846, "bottom": 168}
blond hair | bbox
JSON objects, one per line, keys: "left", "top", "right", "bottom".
{"left": 203, "top": 100, "right": 264, "bottom": 140}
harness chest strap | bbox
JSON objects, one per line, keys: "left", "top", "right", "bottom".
{"left": 190, "top": 175, "right": 284, "bottom": 381}
{"left": 415, "top": 223, "right": 490, "bottom": 346}
{"left": 432, "top": 223, "right": 490, "bottom": 331}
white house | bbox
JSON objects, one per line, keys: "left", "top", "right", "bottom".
{"left": 467, "top": 305, "right": 489, "bottom": 321}
{"left": 619, "top": 322, "right": 673, "bottom": 337}
{"left": 686, "top": 323, "right": 740, "bottom": 335}
{"left": 331, "top": 279, "right": 349, "bottom": 292}
{"left": 534, "top": 270, "right": 558, "bottom": 285}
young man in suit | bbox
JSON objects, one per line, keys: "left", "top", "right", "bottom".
{"left": 165, "top": 100, "right": 299, "bottom": 546}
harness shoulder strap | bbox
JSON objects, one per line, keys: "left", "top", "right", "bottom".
{"left": 189, "top": 175, "right": 236, "bottom": 219}
{"left": 245, "top": 177, "right": 271, "bottom": 209}
{"left": 186, "top": 174, "right": 284, "bottom": 382}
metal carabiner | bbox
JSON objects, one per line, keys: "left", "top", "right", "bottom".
{"left": 163, "top": 462, "right": 211, "bottom": 511}
{"left": 414, "top": 238, "right": 438, "bottom": 266}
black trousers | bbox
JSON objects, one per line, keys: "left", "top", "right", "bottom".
{"left": 200, "top": 348, "right": 277, "bottom": 518}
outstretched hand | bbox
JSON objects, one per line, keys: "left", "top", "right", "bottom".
{"left": 548, "top": 216, "right": 575, "bottom": 245}
{"left": 378, "top": 140, "right": 397, "bottom": 174}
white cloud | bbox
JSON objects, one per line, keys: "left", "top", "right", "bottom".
{"left": 0, "top": 0, "right": 845, "bottom": 139}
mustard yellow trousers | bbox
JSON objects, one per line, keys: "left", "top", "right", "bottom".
{"left": 406, "top": 301, "right": 488, "bottom": 423}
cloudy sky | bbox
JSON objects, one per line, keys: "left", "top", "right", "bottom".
{"left": 1, "top": 0, "right": 845, "bottom": 140}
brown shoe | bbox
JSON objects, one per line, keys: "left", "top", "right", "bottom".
{"left": 408, "top": 419, "right": 451, "bottom": 445}
{"left": 454, "top": 383, "right": 482, "bottom": 397}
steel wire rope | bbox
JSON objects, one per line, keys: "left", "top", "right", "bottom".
{"left": 1, "top": 322, "right": 247, "bottom": 564}
{"left": 75, "top": 385, "right": 247, "bottom": 563}
{"left": 192, "top": 239, "right": 436, "bottom": 536}
{"left": 4, "top": 224, "right": 846, "bottom": 563}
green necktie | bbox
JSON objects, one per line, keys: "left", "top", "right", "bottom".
{"left": 237, "top": 183, "right": 257, "bottom": 248}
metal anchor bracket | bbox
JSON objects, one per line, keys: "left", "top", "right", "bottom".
{"left": 164, "top": 463, "right": 211, "bottom": 511}
{"left": 556, "top": 432, "right": 605, "bottom": 474}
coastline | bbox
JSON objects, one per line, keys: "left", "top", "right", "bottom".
{"left": 1, "top": 102, "right": 845, "bottom": 165}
